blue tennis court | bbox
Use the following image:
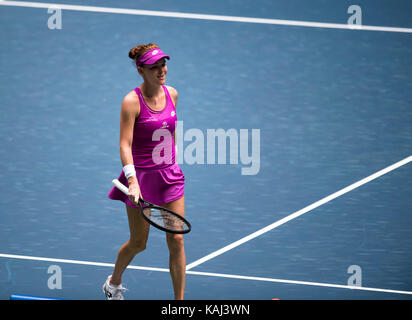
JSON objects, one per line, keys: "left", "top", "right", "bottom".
{"left": 1, "top": 0, "right": 412, "bottom": 300}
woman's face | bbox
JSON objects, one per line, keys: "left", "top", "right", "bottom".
{"left": 139, "top": 58, "right": 167, "bottom": 85}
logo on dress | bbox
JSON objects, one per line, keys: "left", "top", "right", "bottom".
{"left": 171, "top": 111, "right": 175, "bottom": 117}
{"left": 145, "top": 116, "right": 158, "bottom": 122}
{"left": 161, "top": 121, "right": 169, "bottom": 129}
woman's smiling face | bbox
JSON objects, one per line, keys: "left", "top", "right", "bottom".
{"left": 139, "top": 58, "right": 168, "bottom": 85}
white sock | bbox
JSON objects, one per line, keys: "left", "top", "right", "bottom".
{"left": 108, "top": 276, "right": 121, "bottom": 289}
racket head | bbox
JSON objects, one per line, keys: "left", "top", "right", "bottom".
{"left": 138, "top": 199, "right": 191, "bottom": 234}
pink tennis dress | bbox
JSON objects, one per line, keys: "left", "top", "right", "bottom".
{"left": 108, "top": 85, "right": 184, "bottom": 207}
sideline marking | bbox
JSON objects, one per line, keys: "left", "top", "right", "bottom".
{"left": 1, "top": 253, "right": 412, "bottom": 296}
{"left": 1, "top": 1, "right": 412, "bottom": 33}
{"left": 0, "top": 253, "right": 169, "bottom": 273}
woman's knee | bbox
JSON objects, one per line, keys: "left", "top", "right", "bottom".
{"left": 128, "top": 238, "right": 147, "bottom": 254}
{"left": 167, "top": 234, "right": 184, "bottom": 252}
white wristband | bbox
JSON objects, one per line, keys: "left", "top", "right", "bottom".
{"left": 123, "top": 164, "right": 136, "bottom": 179}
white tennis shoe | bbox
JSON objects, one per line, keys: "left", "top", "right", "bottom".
{"left": 102, "top": 276, "right": 127, "bottom": 300}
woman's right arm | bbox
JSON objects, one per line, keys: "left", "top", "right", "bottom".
{"left": 119, "top": 93, "right": 141, "bottom": 205}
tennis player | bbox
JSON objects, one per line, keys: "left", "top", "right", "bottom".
{"left": 103, "top": 43, "right": 186, "bottom": 300}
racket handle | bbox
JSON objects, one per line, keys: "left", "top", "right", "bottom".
{"left": 112, "top": 179, "right": 129, "bottom": 195}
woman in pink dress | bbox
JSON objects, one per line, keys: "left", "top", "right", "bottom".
{"left": 103, "top": 43, "right": 186, "bottom": 300}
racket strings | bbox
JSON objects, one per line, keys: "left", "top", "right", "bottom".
{"left": 142, "top": 207, "right": 186, "bottom": 231}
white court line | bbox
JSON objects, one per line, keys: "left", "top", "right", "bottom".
{"left": 187, "top": 270, "right": 412, "bottom": 296}
{"left": 1, "top": 253, "right": 412, "bottom": 296}
{"left": 186, "top": 156, "right": 412, "bottom": 270}
{"left": 0, "top": 253, "right": 169, "bottom": 273}
{"left": 1, "top": 1, "right": 412, "bottom": 33}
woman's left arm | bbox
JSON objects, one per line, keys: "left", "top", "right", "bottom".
{"left": 168, "top": 86, "right": 178, "bottom": 145}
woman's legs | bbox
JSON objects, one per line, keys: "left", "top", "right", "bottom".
{"left": 162, "top": 196, "right": 186, "bottom": 300}
{"left": 110, "top": 205, "right": 150, "bottom": 286}
{"left": 110, "top": 197, "right": 186, "bottom": 299}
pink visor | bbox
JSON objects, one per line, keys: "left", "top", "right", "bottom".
{"left": 136, "top": 48, "right": 170, "bottom": 67}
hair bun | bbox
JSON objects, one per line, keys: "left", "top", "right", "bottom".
{"left": 128, "top": 43, "right": 159, "bottom": 62}
{"left": 128, "top": 47, "right": 140, "bottom": 60}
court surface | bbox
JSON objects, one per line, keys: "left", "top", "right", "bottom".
{"left": 1, "top": 0, "right": 412, "bottom": 300}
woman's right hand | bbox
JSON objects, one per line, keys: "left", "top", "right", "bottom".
{"left": 127, "top": 180, "right": 141, "bottom": 206}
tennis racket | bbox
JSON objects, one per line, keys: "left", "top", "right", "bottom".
{"left": 112, "top": 179, "right": 191, "bottom": 234}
